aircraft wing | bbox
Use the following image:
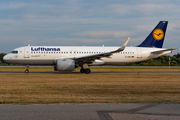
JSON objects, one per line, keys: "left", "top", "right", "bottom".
{"left": 73, "top": 37, "right": 130, "bottom": 65}
{"left": 151, "top": 48, "right": 176, "bottom": 54}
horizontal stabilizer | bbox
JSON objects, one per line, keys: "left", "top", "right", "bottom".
{"left": 151, "top": 48, "right": 176, "bottom": 54}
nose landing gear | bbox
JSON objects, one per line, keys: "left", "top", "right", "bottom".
{"left": 25, "top": 65, "right": 29, "bottom": 73}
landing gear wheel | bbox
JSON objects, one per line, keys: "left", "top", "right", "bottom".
{"left": 25, "top": 65, "right": 29, "bottom": 73}
{"left": 25, "top": 70, "right": 29, "bottom": 73}
{"left": 80, "top": 68, "right": 85, "bottom": 73}
{"left": 85, "top": 69, "right": 91, "bottom": 74}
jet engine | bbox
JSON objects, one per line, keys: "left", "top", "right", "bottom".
{"left": 54, "top": 58, "right": 75, "bottom": 71}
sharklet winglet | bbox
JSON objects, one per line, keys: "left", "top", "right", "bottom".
{"left": 111, "top": 37, "right": 130, "bottom": 54}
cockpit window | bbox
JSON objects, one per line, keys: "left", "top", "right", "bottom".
{"left": 10, "top": 51, "right": 18, "bottom": 54}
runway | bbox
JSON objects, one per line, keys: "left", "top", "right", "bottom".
{"left": 1, "top": 66, "right": 180, "bottom": 68}
{"left": 0, "top": 104, "right": 180, "bottom": 120}
{"left": 0, "top": 65, "right": 180, "bottom": 74}
{"left": 0, "top": 72, "right": 180, "bottom": 74}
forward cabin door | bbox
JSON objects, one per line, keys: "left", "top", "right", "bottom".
{"left": 137, "top": 48, "right": 142, "bottom": 58}
{"left": 24, "top": 48, "right": 29, "bottom": 58}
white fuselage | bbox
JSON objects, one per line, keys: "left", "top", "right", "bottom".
{"left": 3, "top": 46, "right": 171, "bottom": 65}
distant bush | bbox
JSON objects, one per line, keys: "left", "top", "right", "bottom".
{"left": 0, "top": 53, "right": 6, "bottom": 64}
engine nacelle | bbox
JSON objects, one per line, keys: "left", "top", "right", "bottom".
{"left": 54, "top": 59, "right": 75, "bottom": 71}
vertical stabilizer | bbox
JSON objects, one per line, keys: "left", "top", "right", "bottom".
{"left": 137, "top": 21, "right": 168, "bottom": 48}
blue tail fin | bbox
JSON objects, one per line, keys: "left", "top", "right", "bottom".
{"left": 137, "top": 21, "right": 168, "bottom": 48}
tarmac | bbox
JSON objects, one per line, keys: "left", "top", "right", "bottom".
{"left": 0, "top": 104, "right": 180, "bottom": 120}
{"left": 0, "top": 72, "right": 180, "bottom": 75}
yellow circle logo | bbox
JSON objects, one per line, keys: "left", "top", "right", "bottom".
{"left": 153, "top": 28, "right": 164, "bottom": 41}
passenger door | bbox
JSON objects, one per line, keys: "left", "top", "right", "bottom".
{"left": 137, "top": 48, "right": 142, "bottom": 58}
{"left": 24, "top": 48, "right": 29, "bottom": 58}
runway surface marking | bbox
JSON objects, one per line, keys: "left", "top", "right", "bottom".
{"left": 98, "top": 104, "right": 180, "bottom": 120}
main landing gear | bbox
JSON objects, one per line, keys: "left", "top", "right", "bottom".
{"left": 25, "top": 65, "right": 29, "bottom": 73}
{"left": 80, "top": 68, "right": 91, "bottom": 74}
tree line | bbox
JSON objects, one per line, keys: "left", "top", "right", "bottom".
{"left": 1, "top": 53, "right": 180, "bottom": 66}
{"left": 0, "top": 53, "right": 7, "bottom": 65}
{"left": 127, "top": 54, "right": 180, "bottom": 66}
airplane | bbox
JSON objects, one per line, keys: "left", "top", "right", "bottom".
{"left": 3, "top": 21, "right": 175, "bottom": 74}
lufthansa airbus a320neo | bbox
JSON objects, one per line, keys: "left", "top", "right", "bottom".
{"left": 3, "top": 21, "right": 175, "bottom": 74}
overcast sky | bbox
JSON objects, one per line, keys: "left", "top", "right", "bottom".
{"left": 1, "top": 0, "right": 180, "bottom": 54}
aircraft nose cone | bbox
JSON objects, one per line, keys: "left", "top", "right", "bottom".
{"left": 3, "top": 55, "right": 8, "bottom": 62}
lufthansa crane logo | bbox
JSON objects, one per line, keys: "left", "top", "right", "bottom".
{"left": 153, "top": 28, "right": 164, "bottom": 41}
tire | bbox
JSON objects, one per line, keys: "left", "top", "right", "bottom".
{"left": 80, "top": 69, "right": 85, "bottom": 73}
{"left": 25, "top": 70, "right": 29, "bottom": 73}
{"left": 85, "top": 69, "right": 91, "bottom": 74}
